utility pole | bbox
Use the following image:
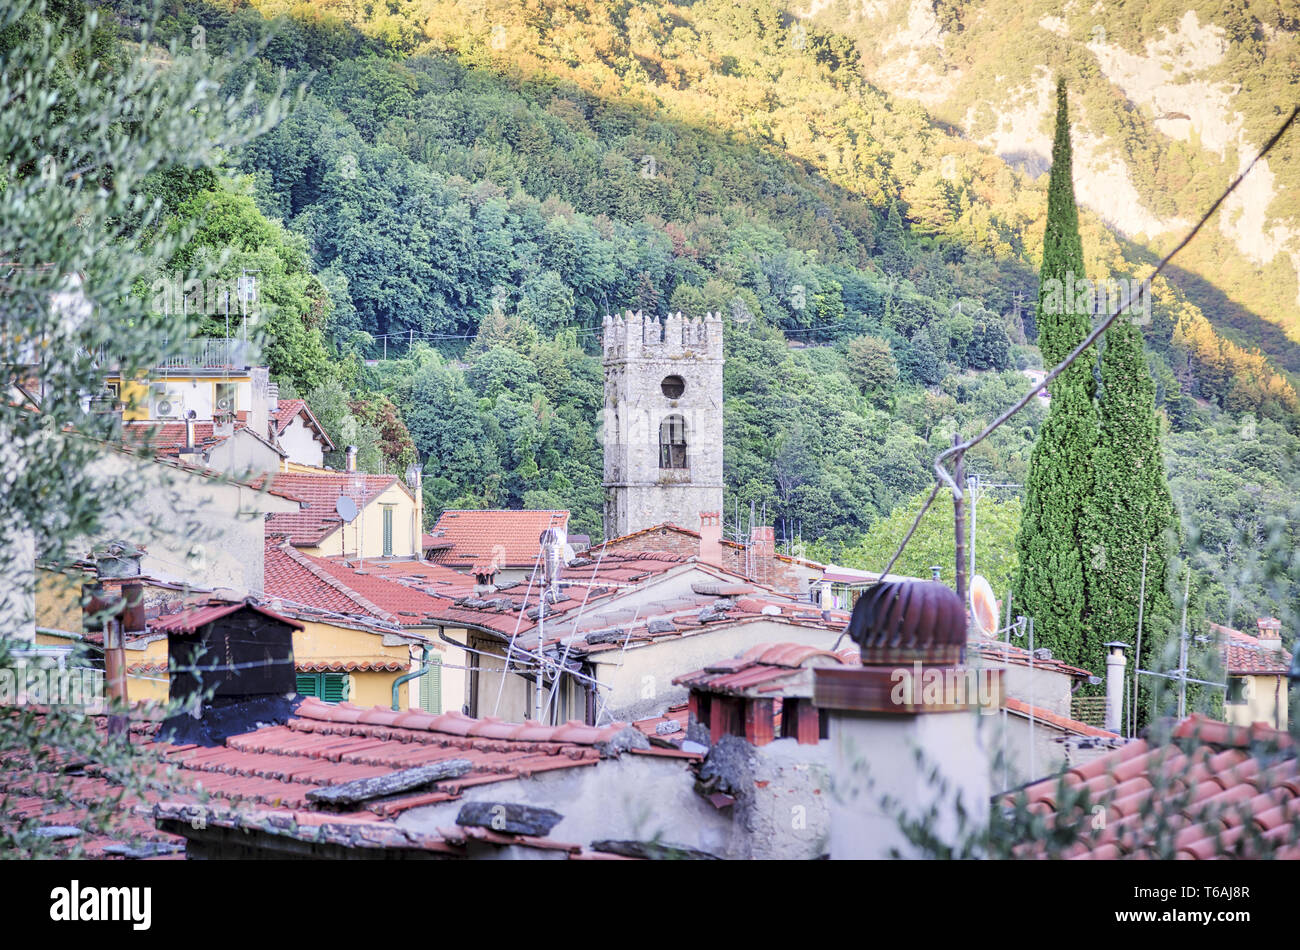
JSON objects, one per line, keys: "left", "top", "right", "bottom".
{"left": 967, "top": 472, "right": 979, "bottom": 584}
{"left": 952, "top": 434, "right": 967, "bottom": 603}
{"left": 1177, "top": 569, "right": 1191, "bottom": 719}
{"left": 536, "top": 599, "right": 545, "bottom": 724}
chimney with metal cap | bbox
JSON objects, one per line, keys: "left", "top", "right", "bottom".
{"left": 814, "top": 580, "right": 1000, "bottom": 858}
{"left": 345, "top": 445, "right": 357, "bottom": 473}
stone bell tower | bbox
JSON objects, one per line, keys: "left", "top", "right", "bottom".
{"left": 602, "top": 310, "right": 724, "bottom": 539}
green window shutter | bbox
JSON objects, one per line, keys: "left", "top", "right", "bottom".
{"left": 321, "top": 673, "right": 349, "bottom": 703}
{"left": 296, "top": 673, "right": 319, "bottom": 697}
{"left": 382, "top": 506, "right": 394, "bottom": 557}
{"left": 419, "top": 658, "right": 442, "bottom": 714}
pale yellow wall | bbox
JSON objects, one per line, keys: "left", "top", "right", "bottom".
{"left": 468, "top": 634, "right": 532, "bottom": 723}
{"left": 353, "top": 671, "right": 406, "bottom": 709}
{"left": 35, "top": 566, "right": 84, "bottom": 635}
{"left": 293, "top": 618, "right": 410, "bottom": 667}
{"left": 117, "top": 377, "right": 150, "bottom": 422}
{"left": 304, "top": 482, "right": 420, "bottom": 560}
{"left": 39, "top": 612, "right": 469, "bottom": 713}
{"left": 108, "top": 373, "right": 253, "bottom": 423}
{"left": 1225, "top": 674, "right": 1289, "bottom": 731}
{"left": 124, "top": 636, "right": 170, "bottom": 705}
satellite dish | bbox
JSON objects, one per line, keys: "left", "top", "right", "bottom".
{"left": 970, "top": 574, "right": 999, "bottom": 638}
{"left": 335, "top": 496, "right": 358, "bottom": 523}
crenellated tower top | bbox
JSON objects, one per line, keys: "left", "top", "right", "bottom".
{"left": 602, "top": 310, "right": 724, "bottom": 363}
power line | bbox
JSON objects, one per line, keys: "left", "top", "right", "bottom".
{"left": 878, "top": 104, "right": 1300, "bottom": 585}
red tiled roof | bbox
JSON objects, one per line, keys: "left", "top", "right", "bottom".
{"left": 429, "top": 554, "right": 847, "bottom": 656}
{"left": 632, "top": 702, "right": 692, "bottom": 748}
{"left": 264, "top": 539, "right": 452, "bottom": 628}
{"left": 1208, "top": 622, "right": 1292, "bottom": 675}
{"left": 673, "top": 642, "right": 853, "bottom": 696}
{"left": 148, "top": 598, "right": 304, "bottom": 634}
{"left": 970, "top": 638, "right": 1096, "bottom": 680}
{"left": 270, "top": 398, "right": 335, "bottom": 450}
{"left": 1002, "top": 697, "right": 1120, "bottom": 738}
{"left": 1012, "top": 714, "right": 1300, "bottom": 859}
{"left": 597, "top": 521, "right": 827, "bottom": 569}
{"left": 302, "top": 556, "right": 453, "bottom": 628}
{"left": 264, "top": 471, "right": 401, "bottom": 546}
{"left": 1, "top": 699, "right": 681, "bottom": 859}
{"left": 122, "top": 420, "right": 245, "bottom": 454}
{"left": 264, "top": 539, "right": 374, "bottom": 619}
{"left": 339, "top": 558, "right": 476, "bottom": 600}
{"left": 426, "top": 509, "right": 569, "bottom": 568}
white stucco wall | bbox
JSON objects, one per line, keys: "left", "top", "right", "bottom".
{"left": 826, "top": 708, "right": 992, "bottom": 859}
{"left": 278, "top": 417, "right": 325, "bottom": 468}
{"left": 200, "top": 429, "right": 283, "bottom": 478}
{"left": 88, "top": 449, "right": 300, "bottom": 595}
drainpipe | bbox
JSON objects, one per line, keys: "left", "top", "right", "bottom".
{"left": 391, "top": 643, "right": 433, "bottom": 711}
{"left": 103, "top": 615, "right": 128, "bottom": 740}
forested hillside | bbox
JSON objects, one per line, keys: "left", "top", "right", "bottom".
{"left": 115, "top": 0, "right": 1298, "bottom": 633}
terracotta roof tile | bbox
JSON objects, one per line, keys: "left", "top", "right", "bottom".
{"left": 296, "top": 660, "right": 406, "bottom": 673}
{"left": 1003, "top": 697, "right": 1121, "bottom": 738}
{"left": 1011, "top": 714, "right": 1300, "bottom": 859}
{"left": 970, "top": 639, "right": 1097, "bottom": 679}
{"left": 1208, "top": 623, "right": 1292, "bottom": 675}
{"left": 673, "top": 641, "right": 850, "bottom": 696}
{"left": 264, "top": 539, "right": 451, "bottom": 628}
{"left": 427, "top": 509, "right": 569, "bottom": 569}
{"left": 148, "top": 598, "right": 304, "bottom": 634}
{"left": 3, "top": 697, "right": 660, "bottom": 859}
{"left": 264, "top": 471, "right": 401, "bottom": 546}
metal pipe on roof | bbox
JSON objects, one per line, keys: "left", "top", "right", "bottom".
{"left": 391, "top": 644, "right": 433, "bottom": 711}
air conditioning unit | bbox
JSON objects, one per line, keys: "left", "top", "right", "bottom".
{"left": 153, "top": 389, "right": 183, "bottom": 418}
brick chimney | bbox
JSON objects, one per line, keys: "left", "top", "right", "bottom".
{"left": 1257, "top": 617, "right": 1283, "bottom": 651}
{"left": 699, "top": 511, "right": 722, "bottom": 565}
{"left": 748, "top": 525, "right": 775, "bottom": 585}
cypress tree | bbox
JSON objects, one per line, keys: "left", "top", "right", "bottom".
{"left": 1081, "top": 308, "right": 1179, "bottom": 713}
{"left": 1013, "top": 79, "right": 1098, "bottom": 668}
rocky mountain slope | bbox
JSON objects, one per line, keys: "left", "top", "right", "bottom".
{"left": 806, "top": 0, "right": 1300, "bottom": 366}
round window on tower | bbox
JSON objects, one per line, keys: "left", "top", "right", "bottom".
{"left": 661, "top": 375, "right": 686, "bottom": 399}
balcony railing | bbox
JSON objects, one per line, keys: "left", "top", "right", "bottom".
{"left": 156, "top": 337, "right": 258, "bottom": 370}
{"left": 96, "top": 338, "right": 259, "bottom": 372}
